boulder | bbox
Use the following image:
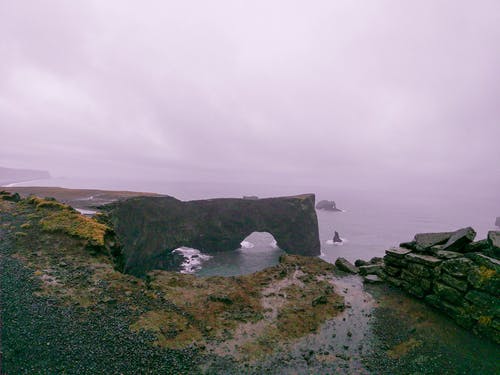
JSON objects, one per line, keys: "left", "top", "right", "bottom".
{"left": 354, "top": 259, "right": 368, "bottom": 267}
{"left": 400, "top": 241, "right": 417, "bottom": 250}
{"left": 359, "top": 264, "right": 383, "bottom": 276}
{"left": 335, "top": 257, "right": 359, "bottom": 274}
{"left": 363, "top": 275, "right": 382, "bottom": 284}
{"left": 441, "top": 227, "right": 476, "bottom": 252}
{"left": 315, "top": 200, "right": 341, "bottom": 211}
{"left": 413, "top": 231, "right": 453, "bottom": 250}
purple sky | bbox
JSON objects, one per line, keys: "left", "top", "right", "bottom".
{"left": 1, "top": 1, "right": 499, "bottom": 190}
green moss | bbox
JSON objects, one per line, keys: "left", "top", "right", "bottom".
{"left": 130, "top": 310, "right": 202, "bottom": 349}
{"left": 478, "top": 266, "right": 496, "bottom": 282}
{"left": 478, "top": 315, "right": 493, "bottom": 326}
{"left": 39, "top": 210, "right": 109, "bottom": 247}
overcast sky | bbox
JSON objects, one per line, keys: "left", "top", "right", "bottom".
{"left": 1, "top": 1, "right": 499, "bottom": 190}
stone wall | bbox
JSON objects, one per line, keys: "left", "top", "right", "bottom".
{"left": 381, "top": 228, "right": 500, "bottom": 344}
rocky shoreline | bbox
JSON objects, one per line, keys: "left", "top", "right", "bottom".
{"left": 1, "top": 190, "right": 499, "bottom": 374}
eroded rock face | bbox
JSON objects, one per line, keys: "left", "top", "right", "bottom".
{"left": 315, "top": 200, "right": 340, "bottom": 211}
{"left": 103, "top": 194, "right": 321, "bottom": 276}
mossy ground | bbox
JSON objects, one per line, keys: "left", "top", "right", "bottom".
{"left": 0, "top": 196, "right": 344, "bottom": 371}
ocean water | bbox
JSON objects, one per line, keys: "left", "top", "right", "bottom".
{"left": 6, "top": 176, "right": 499, "bottom": 276}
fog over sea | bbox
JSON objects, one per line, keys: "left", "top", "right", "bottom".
{"left": 7, "top": 176, "right": 499, "bottom": 276}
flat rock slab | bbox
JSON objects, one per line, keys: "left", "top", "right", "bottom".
{"left": 405, "top": 253, "right": 442, "bottom": 267}
{"left": 414, "top": 232, "right": 453, "bottom": 249}
{"left": 335, "top": 257, "right": 359, "bottom": 274}
{"left": 442, "top": 227, "right": 476, "bottom": 252}
{"left": 386, "top": 247, "right": 412, "bottom": 258}
{"left": 363, "top": 275, "right": 382, "bottom": 284}
{"left": 432, "top": 250, "right": 464, "bottom": 260}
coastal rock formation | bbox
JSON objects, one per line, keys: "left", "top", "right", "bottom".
{"left": 333, "top": 231, "right": 342, "bottom": 243}
{"left": 381, "top": 228, "right": 500, "bottom": 344}
{"left": 335, "top": 257, "right": 358, "bottom": 274}
{"left": 315, "top": 200, "right": 341, "bottom": 211}
{"left": 103, "top": 194, "right": 321, "bottom": 276}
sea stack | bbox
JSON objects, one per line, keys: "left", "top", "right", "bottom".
{"left": 316, "top": 200, "right": 341, "bottom": 211}
{"left": 333, "top": 231, "right": 342, "bottom": 243}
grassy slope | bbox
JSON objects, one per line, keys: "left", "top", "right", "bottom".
{"left": 0, "top": 195, "right": 344, "bottom": 373}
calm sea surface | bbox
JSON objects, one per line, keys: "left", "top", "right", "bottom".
{"left": 7, "top": 176, "right": 499, "bottom": 276}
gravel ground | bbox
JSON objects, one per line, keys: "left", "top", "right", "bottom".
{"left": 363, "top": 283, "right": 500, "bottom": 375}
{"left": 0, "top": 212, "right": 202, "bottom": 374}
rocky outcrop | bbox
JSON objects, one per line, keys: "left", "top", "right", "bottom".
{"left": 333, "top": 231, "right": 342, "bottom": 243}
{"left": 103, "top": 194, "right": 321, "bottom": 276}
{"left": 315, "top": 200, "right": 341, "bottom": 211}
{"left": 381, "top": 228, "right": 500, "bottom": 344}
{"left": 335, "top": 258, "right": 358, "bottom": 274}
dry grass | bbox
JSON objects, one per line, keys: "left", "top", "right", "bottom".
{"left": 25, "top": 196, "right": 110, "bottom": 247}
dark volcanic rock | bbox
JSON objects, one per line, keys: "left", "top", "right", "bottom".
{"left": 335, "top": 257, "right": 359, "bottom": 274}
{"left": 103, "top": 194, "right": 321, "bottom": 276}
{"left": 413, "top": 231, "right": 453, "bottom": 251}
{"left": 463, "top": 239, "right": 490, "bottom": 253}
{"left": 315, "top": 200, "right": 341, "bottom": 211}
{"left": 333, "top": 231, "right": 342, "bottom": 243}
{"left": 441, "top": 227, "right": 476, "bottom": 252}
{"left": 354, "top": 259, "right": 368, "bottom": 267}
{"left": 400, "top": 241, "right": 417, "bottom": 250}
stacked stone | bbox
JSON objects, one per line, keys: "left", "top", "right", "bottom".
{"left": 382, "top": 227, "right": 500, "bottom": 344}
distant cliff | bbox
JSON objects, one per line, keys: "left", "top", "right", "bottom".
{"left": 0, "top": 166, "right": 50, "bottom": 186}
{"left": 103, "top": 194, "right": 321, "bottom": 276}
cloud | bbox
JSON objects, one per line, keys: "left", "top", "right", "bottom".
{"left": 1, "top": 0, "right": 499, "bottom": 188}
